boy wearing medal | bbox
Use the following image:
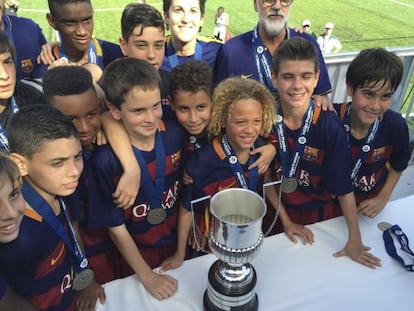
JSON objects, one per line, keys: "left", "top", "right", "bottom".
{"left": 268, "top": 37, "right": 381, "bottom": 269}
{"left": 160, "top": 78, "right": 276, "bottom": 272}
{"left": 87, "top": 57, "right": 184, "bottom": 300}
{"left": 0, "top": 152, "right": 39, "bottom": 311}
{"left": 43, "top": 65, "right": 141, "bottom": 284}
{"left": 38, "top": 0, "right": 122, "bottom": 69}
{"left": 2, "top": 105, "right": 103, "bottom": 311}
{"left": 333, "top": 48, "right": 410, "bottom": 218}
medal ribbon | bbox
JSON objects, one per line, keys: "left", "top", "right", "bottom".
{"left": 58, "top": 39, "right": 99, "bottom": 65}
{"left": 343, "top": 105, "right": 380, "bottom": 179}
{"left": 276, "top": 101, "right": 315, "bottom": 179}
{"left": 167, "top": 39, "right": 202, "bottom": 69}
{"left": 0, "top": 97, "right": 19, "bottom": 152}
{"left": 188, "top": 135, "right": 202, "bottom": 151}
{"left": 251, "top": 25, "right": 276, "bottom": 93}
{"left": 132, "top": 130, "right": 165, "bottom": 210}
{"left": 22, "top": 182, "right": 88, "bottom": 272}
{"left": 383, "top": 224, "right": 414, "bottom": 272}
{"left": 221, "top": 135, "right": 258, "bottom": 191}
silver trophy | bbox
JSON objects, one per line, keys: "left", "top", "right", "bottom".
{"left": 204, "top": 188, "right": 266, "bottom": 311}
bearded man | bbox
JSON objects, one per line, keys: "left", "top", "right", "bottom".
{"left": 214, "top": 0, "right": 331, "bottom": 98}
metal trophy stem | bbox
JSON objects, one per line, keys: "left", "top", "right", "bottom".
{"left": 204, "top": 188, "right": 266, "bottom": 311}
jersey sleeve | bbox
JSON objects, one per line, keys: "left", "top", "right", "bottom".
{"left": 387, "top": 111, "right": 411, "bottom": 171}
{"left": 321, "top": 111, "right": 353, "bottom": 195}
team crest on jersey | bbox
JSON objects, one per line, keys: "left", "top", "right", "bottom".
{"left": 170, "top": 151, "right": 181, "bottom": 170}
{"left": 371, "top": 147, "right": 385, "bottom": 161}
{"left": 303, "top": 146, "right": 318, "bottom": 161}
{"left": 21, "top": 58, "right": 34, "bottom": 73}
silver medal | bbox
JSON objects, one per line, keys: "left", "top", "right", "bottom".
{"left": 147, "top": 208, "right": 167, "bottom": 225}
{"left": 281, "top": 177, "right": 298, "bottom": 193}
{"left": 73, "top": 268, "right": 94, "bottom": 291}
{"left": 378, "top": 222, "right": 392, "bottom": 232}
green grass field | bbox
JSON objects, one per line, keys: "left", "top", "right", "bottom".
{"left": 18, "top": 0, "right": 414, "bottom": 51}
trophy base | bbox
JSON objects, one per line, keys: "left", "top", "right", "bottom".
{"left": 204, "top": 291, "right": 258, "bottom": 311}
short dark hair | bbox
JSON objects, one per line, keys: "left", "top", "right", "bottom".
{"left": 48, "top": 0, "right": 91, "bottom": 16}
{"left": 163, "top": 0, "right": 206, "bottom": 15}
{"left": 346, "top": 48, "right": 403, "bottom": 92}
{"left": 169, "top": 60, "right": 213, "bottom": 101}
{"left": 0, "top": 30, "right": 16, "bottom": 61}
{"left": 99, "top": 57, "right": 161, "bottom": 110}
{"left": 43, "top": 66, "right": 95, "bottom": 103}
{"left": 272, "top": 37, "right": 319, "bottom": 75}
{"left": 121, "top": 3, "right": 165, "bottom": 41}
{"left": 7, "top": 105, "right": 79, "bottom": 159}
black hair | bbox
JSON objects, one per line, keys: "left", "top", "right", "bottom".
{"left": 7, "top": 105, "right": 79, "bottom": 158}
{"left": 169, "top": 60, "right": 213, "bottom": 101}
{"left": 346, "top": 48, "right": 403, "bottom": 92}
{"left": 99, "top": 57, "right": 161, "bottom": 109}
{"left": 121, "top": 3, "right": 165, "bottom": 41}
{"left": 42, "top": 66, "right": 94, "bottom": 104}
{"left": 48, "top": 0, "right": 91, "bottom": 16}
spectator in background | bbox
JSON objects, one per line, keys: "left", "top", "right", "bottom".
{"left": 302, "top": 19, "right": 317, "bottom": 39}
{"left": 4, "top": 0, "right": 18, "bottom": 16}
{"left": 212, "top": 6, "right": 229, "bottom": 42}
{"left": 317, "top": 22, "right": 342, "bottom": 54}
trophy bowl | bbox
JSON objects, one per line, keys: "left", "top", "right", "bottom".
{"left": 204, "top": 188, "right": 266, "bottom": 311}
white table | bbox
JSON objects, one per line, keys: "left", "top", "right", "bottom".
{"left": 96, "top": 195, "right": 414, "bottom": 311}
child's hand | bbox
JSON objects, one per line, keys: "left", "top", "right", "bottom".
{"left": 76, "top": 279, "right": 105, "bottom": 311}
{"left": 94, "top": 128, "right": 107, "bottom": 146}
{"left": 159, "top": 252, "right": 185, "bottom": 273}
{"left": 333, "top": 240, "right": 382, "bottom": 269}
{"left": 249, "top": 144, "right": 276, "bottom": 174}
{"left": 357, "top": 196, "right": 387, "bottom": 218}
{"left": 142, "top": 272, "right": 177, "bottom": 300}
{"left": 188, "top": 227, "right": 208, "bottom": 251}
{"left": 47, "top": 57, "right": 70, "bottom": 69}
{"left": 112, "top": 169, "right": 140, "bottom": 209}
{"left": 284, "top": 222, "right": 314, "bottom": 245}
{"left": 313, "top": 94, "right": 334, "bottom": 112}
{"left": 37, "top": 41, "right": 59, "bottom": 65}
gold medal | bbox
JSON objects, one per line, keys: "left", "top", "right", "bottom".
{"left": 147, "top": 208, "right": 167, "bottom": 225}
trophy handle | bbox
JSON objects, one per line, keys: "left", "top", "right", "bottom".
{"left": 190, "top": 195, "right": 212, "bottom": 254}
{"left": 262, "top": 179, "right": 283, "bottom": 237}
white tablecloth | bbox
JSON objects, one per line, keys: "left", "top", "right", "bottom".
{"left": 96, "top": 195, "right": 414, "bottom": 311}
